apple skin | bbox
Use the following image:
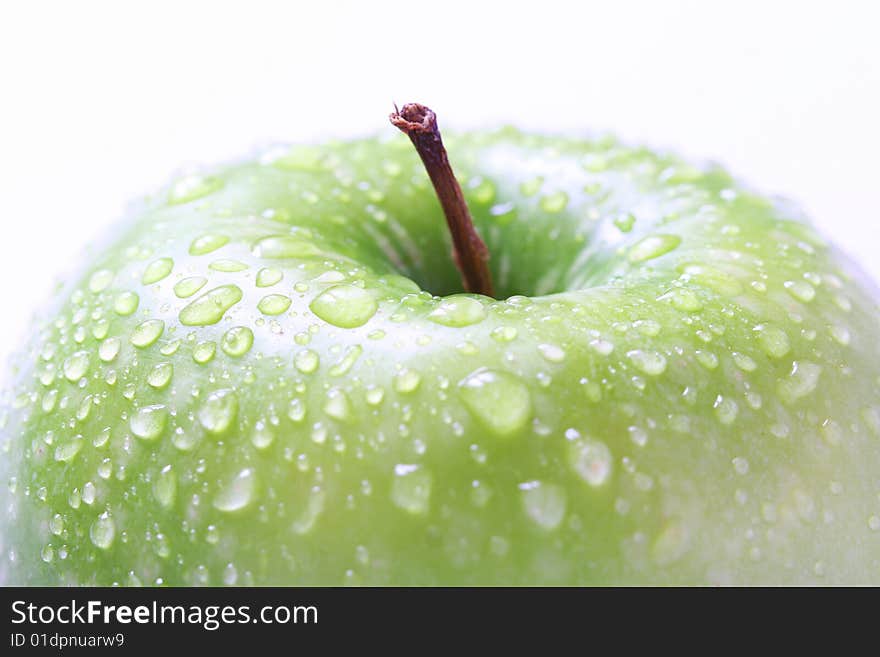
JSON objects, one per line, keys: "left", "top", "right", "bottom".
{"left": 1, "top": 129, "right": 879, "bottom": 585}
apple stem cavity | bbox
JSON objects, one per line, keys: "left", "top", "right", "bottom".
{"left": 390, "top": 103, "right": 494, "bottom": 297}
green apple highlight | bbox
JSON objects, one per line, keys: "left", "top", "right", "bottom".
{"left": 1, "top": 106, "right": 879, "bottom": 585}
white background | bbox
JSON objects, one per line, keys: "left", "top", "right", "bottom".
{"left": 1, "top": 0, "right": 878, "bottom": 365}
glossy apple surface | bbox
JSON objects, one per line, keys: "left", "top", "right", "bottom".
{"left": 1, "top": 129, "right": 879, "bottom": 584}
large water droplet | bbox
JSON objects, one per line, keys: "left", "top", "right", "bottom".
{"left": 113, "top": 291, "right": 139, "bottom": 316}
{"left": 428, "top": 296, "right": 486, "bottom": 327}
{"left": 323, "top": 388, "right": 352, "bottom": 422}
{"left": 147, "top": 362, "right": 173, "bottom": 389}
{"left": 755, "top": 324, "right": 791, "bottom": 359}
{"left": 169, "top": 174, "right": 223, "bottom": 204}
{"left": 251, "top": 420, "right": 275, "bottom": 449}
{"left": 328, "top": 345, "right": 362, "bottom": 376}
{"left": 130, "top": 404, "right": 168, "bottom": 440}
{"left": 179, "top": 285, "right": 243, "bottom": 326}
{"left": 88, "top": 269, "right": 114, "bottom": 293}
{"left": 629, "top": 234, "right": 681, "bottom": 263}
{"left": 258, "top": 294, "right": 292, "bottom": 315}
{"left": 539, "top": 190, "right": 569, "bottom": 213}
{"left": 54, "top": 437, "right": 84, "bottom": 463}
{"left": 519, "top": 481, "right": 567, "bottom": 530}
{"left": 394, "top": 368, "right": 421, "bottom": 393}
{"left": 256, "top": 267, "right": 283, "bottom": 287}
{"left": 292, "top": 487, "right": 327, "bottom": 535}
{"left": 198, "top": 389, "right": 238, "bottom": 434}
{"left": 192, "top": 341, "right": 216, "bottom": 364}
{"left": 713, "top": 395, "right": 739, "bottom": 425}
{"left": 98, "top": 337, "right": 121, "bottom": 362}
{"left": 130, "top": 319, "right": 165, "bottom": 348}
{"left": 213, "top": 468, "right": 256, "bottom": 512}
{"left": 189, "top": 234, "right": 229, "bottom": 255}
{"left": 459, "top": 368, "right": 531, "bottom": 437}
{"left": 142, "top": 258, "right": 174, "bottom": 284}
{"left": 537, "top": 343, "right": 566, "bottom": 363}
{"left": 154, "top": 464, "right": 177, "bottom": 509}
{"left": 221, "top": 326, "right": 254, "bottom": 357}
{"left": 89, "top": 512, "right": 116, "bottom": 549}
{"left": 294, "top": 349, "right": 320, "bottom": 374}
{"left": 310, "top": 285, "right": 377, "bottom": 328}
{"left": 63, "top": 351, "right": 90, "bottom": 382}
{"left": 627, "top": 349, "right": 667, "bottom": 376}
{"left": 174, "top": 276, "right": 207, "bottom": 298}
{"left": 391, "top": 464, "right": 432, "bottom": 515}
{"left": 784, "top": 280, "right": 816, "bottom": 303}
{"left": 778, "top": 361, "right": 822, "bottom": 404}
{"left": 567, "top": 436, "right": 612, "bottom": 487}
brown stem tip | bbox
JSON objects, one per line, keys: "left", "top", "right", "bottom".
{"left": 390, "top": 103, "right": 494, "bottom": 297}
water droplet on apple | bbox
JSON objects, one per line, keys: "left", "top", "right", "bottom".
{"left": 830, "top": 324, "right": 851, "bottom": 346}
{"left": 323, "top": 387, "right": 352, "bottom": 422}
{"left": 179, "top": 285, "right": 243, "bottom": 326}
{"left": 394, "top": 368, "right": 421, "bottom": 393}
{"left": 192, "top": 341, "right": 216, "bottom": 364}
{"left": 213, "top": 468, "right": 256, "bottom": 512}
{"left": 458, "top": 368, "right": 531, "bottom": 437}
{"left": 628, "top": 234, "right": 681, "bottom": 263}
{"left": 696, "top": 350, "right": 719, "bottom": 370}
{"left": 567, "top": 436, "right": 612, "bottom": 487}
{"left": 328, "top": 345, "right": 362, "bottom": 376}
{"left": 732, "top": 352, "right": 757, "bottom": 372}
{"left": 113, "top": 291, "right": 139, "bottom": 316}
{"left": 88, "top": 269, "right": 114, "bottom": 293}
{"left": 627, "top": 349, "right": 667, "bottom": 376}
{"left": 98, "top": 337, "right": 121, "bottom": 362}
{"left": 310, "top": 285, "right": 377, "bottom": 328}
{"left": 142, "top": 257, "right": 174, "bottom": 284}
{"left": 537, "top": 343, "right": 566, "bottom": 363}
{"left": 198, "top": 389, "right": 238, "bottom": 434}
{"left": 154, "top": 464, "right": 177, "bottom": 509}
{"left": 174, "top": 276, "right": 207, "bottom": 299}
{"left": 147, "top": 362, "right": 173, "bottom": 389}
{"left": 519, "top": 481, "right": 567, "bottom": 530}
{"left": 256, "top": 267, "right": 283, "bottom": 288}
{"left": 365, "top": 385, "right": 385, "bottom": 406}
{"left": 294, "top": 349, "right": 320, "bottom": 374}
{"left": 130, "top": 404, "right": 168, "bottom": 440}
{"left": 539, "top": 190, "right": 569, "bottom": 213}
{"left": 257, "top": 294, "right": 292, "bottom": 315}
{"left": 778, "top": 361, "right": 822, "bottom": 405}
{"left": 754, "top": 324, "right": 791, "bottom": 359}
{"left": 491, "top": 326, "right": 518, "bottom": 342}
{"left": 62, "top": 351, "right": 89, "bottom": 382}
{"left": 221, "top": 326, "right": 254, "bottom": 357}
{"left": 613, "top": 213, "right": 636, "bottom": 233}
{"left": 189, "top": 233, "right": 229, "bottom": 255}
{"left": 714, "top": 395, "right": 739, "bottom": 425}
{"left": 659, "top": 287, "right": 702, "bottom": 312}
{"left": 169, "top": 174, "right": 223, "bottom": 205}
{"left": 287, "top": 398, "right": 306, "bottom": 423}
{"left": 428, "top": 296, "right": 486, "bottom": 327}
{"left": 89, "top": 512, "right": 116, "bottom": 549}
{"left": 54, "top": 437, "right": 84, "bottom": 463}
{"left": 130, "top": 319, "right": 165, "bottom": 348}
{"left": 391, "top": 464, "right": 432, "bottom": 515}
{"left": 250, "top": 420, "right": 275, "bottom": 449}
{"left": 251, "top": 235, "right": 321, "bottom": 258}
{"left": 292, "top": 487, "right": 326, "bottom": 535}
{"left": 784, "top": 280, "right": 816, "bottom": 303}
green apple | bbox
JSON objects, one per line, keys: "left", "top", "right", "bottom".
{"left": 1, "top": 104, "right": 879, "bottom": 586}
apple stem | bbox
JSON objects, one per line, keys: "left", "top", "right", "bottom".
{"left": 390, "top": 103, "right": 494, "bottom": 297}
